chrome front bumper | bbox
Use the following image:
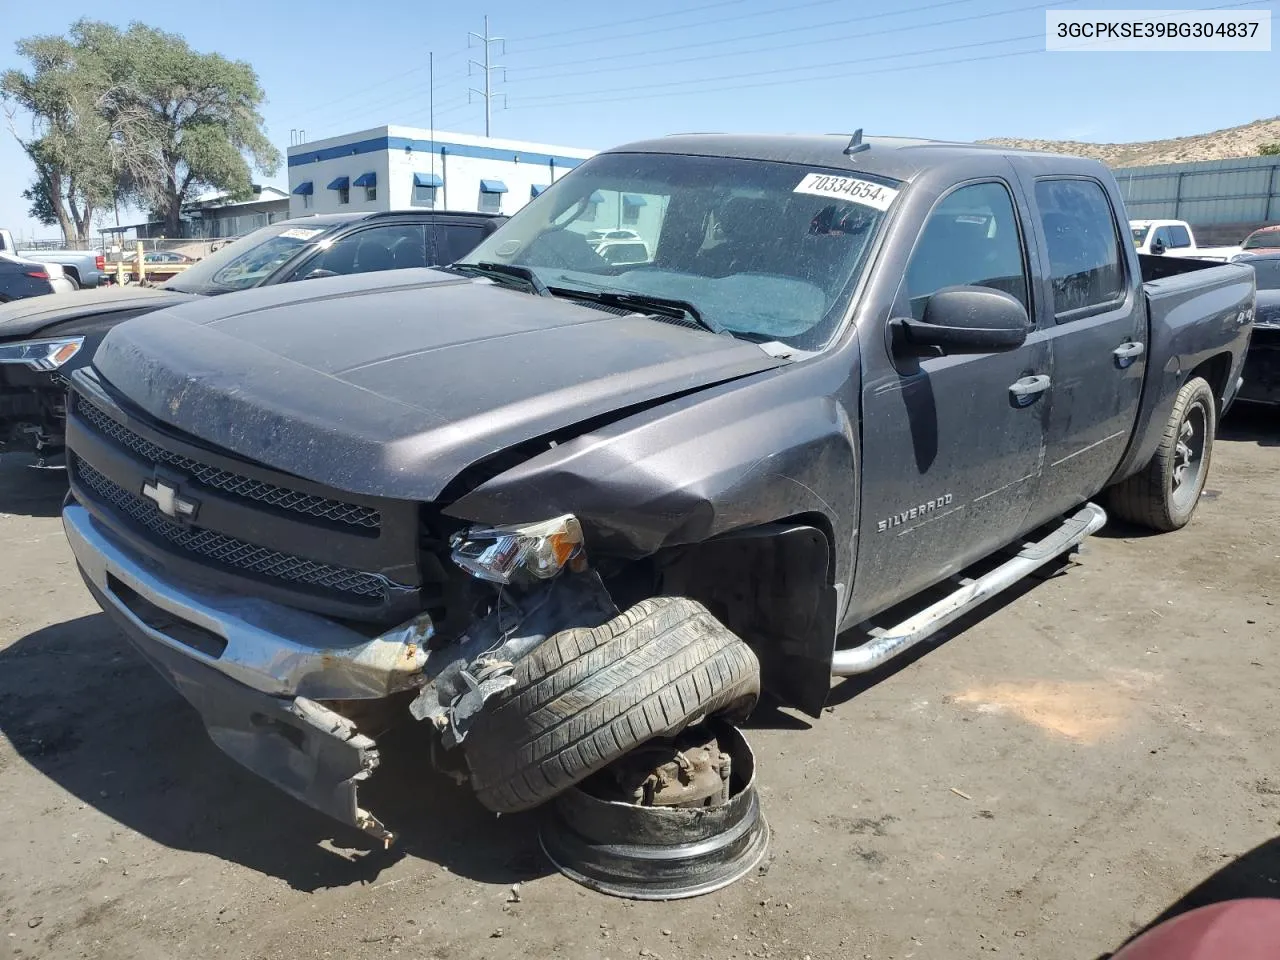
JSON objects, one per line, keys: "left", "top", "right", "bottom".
{"left": 63, "top": 503, "right": 430, "bottom": 700}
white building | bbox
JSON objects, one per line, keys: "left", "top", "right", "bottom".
{"left": 286, "top": 126, "right": 597, "bottom": 219}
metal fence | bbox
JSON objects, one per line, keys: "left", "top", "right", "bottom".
{"left": 1116, "top": 155, "right": 1280, "bottom": 239}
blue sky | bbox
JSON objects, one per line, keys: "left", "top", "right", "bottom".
{"left": 1, "top": 0, "right": 1274, "bottom": 237}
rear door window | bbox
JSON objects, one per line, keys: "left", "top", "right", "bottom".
{"left": 289, "top": 224, "right": 427, "bottom": 280}
{"left": 430, "top": 224, "right": 487, "bottom": 265}
{"left": 1034, "top": 179, "right": 1126, "bottom": 319}
{"left": 1167, "top": 224, "right": 1192, "bottom": 249}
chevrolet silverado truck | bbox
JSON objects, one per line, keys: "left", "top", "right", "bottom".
{"left": 60, "top": 134, "right": 1255, "bottom": 841}
{"left": 0, "top": 210, "right": 503, "bottom": 466}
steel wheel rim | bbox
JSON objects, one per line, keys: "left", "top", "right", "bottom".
{"left": 1171, "top": 400, "right": 1208, "bottom": 511}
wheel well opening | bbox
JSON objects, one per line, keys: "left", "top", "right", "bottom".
{"left": 1188, "top": 352, "right": 1233, "bottom": 415}
{"left": 62, "top": 265, "right": 81, "bottom": 284}
{"left": 650, "top": 518, "right": 838, "bottom": 716}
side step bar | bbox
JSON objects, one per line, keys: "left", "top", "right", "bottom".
{"left": 831, "top": 502, "right": 1108, "bottom": 677}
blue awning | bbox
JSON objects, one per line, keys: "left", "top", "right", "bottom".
{"left": 589, "top": 191, "right": 605, "bottom": 204}
{"left": 479, "top": 179, "right": 508, "bottom": 194}
{"left": 352, "top": 171, "right": 376, "bottom": 187}
{"left": 530, "top": 183, "right": 549, "bottom": 198}
{"left": 622, "top": 194, "right": 648, "bottom": 207}
{"left": 292, "top": 181, "right": 314, "bottom": 196}
{"left": 413, "top": 172, "right": 443, "bottom": 187}
{"left": 327, "top": 176, "right": 349, "bottom": 191}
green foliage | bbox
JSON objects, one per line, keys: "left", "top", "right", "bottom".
{"left": 22, "top": 174, "right": 61, "bottom": 228}
{"left": 2, "top": 19, "right": 280, "bottom": 240}
{"left": 1260, "top": 143, "right": 1280, "bottom": 156}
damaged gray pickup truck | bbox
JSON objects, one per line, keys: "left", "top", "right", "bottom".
{"left": 60, "top": 134, "right": 1255, "bottom": 841}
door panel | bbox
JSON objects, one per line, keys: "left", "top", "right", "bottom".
{"left": 853, "top": 179, "right": 1048, "bottom": 618}
{"left": 1027, "top": 177, "right": 1145, "bottom": 520}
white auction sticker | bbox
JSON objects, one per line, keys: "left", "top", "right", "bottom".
{"left": 793, "top": 174, "right": 899, "bottom": 211}
{"left": 278, "top": 228, "right": 324, "bottom": 241}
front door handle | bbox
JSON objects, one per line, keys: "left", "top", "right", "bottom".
{"left": 1113, "top": 341, "right": 1145, "bottom": 367}
{"left": 1009, "top": 374, "right": 1051, "bottom": 407}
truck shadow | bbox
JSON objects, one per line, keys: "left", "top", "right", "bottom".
{"left": 0, "top": 613, "right": 552, "bottom": 893}
{"left": 1094, "top": 835, "right": 1280, "bottom": 958}
{"left": 0, "top": 454, "right": 66, "bottom": 518}
{"left": 1220, "top": 404, "right": 1278, "bottom": 446}
{"left": 824, "top": 574, "right": 1047, "bottom": 708}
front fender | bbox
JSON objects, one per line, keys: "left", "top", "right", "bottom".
{"left": 446, "top": 362, "right": 859, "bottom": 585}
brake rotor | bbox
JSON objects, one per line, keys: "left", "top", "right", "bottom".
{"left": 539, "top": 722, "right": 770, "bottom": 900}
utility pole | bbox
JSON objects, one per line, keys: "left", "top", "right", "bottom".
{"left": 468, "top": 16, "right": 506, "bottom": 138}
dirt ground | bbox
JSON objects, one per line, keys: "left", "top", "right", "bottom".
{"left": 1, "top": 409, "right": 1276, "bottom": 960}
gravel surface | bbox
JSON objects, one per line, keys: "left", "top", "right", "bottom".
{"left": 0, "top": 408, "right": 1276, "bottom": 960}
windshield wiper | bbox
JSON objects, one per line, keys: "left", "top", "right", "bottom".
{"left": 451, "top": 261, "right": 549, "bottom": 296}
{"left": 548, "top": 285, "right": 728, "bottom": 336}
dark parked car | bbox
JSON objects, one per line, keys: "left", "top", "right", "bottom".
{"left": 0, "top": 209, "right": 504, "bottom": 464}
{"left": 0, "top": 254, "right": 74, "bottom": 302}
{"left": 61, "top": 134, "right": 1253, "bottom": 840}
{"left": 1233, "top": 250, "right": 1279, "bottom": 405}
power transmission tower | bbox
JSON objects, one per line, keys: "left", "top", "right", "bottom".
{"left": 468, "top": 16, "right": 506, "bottom": 137}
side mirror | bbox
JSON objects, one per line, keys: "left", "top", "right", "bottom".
{"left": 892, "top": 285, "right": 1029, "bottom": 356}
{"left": 1151, "top": 239, "right": 1166, "bottom": 255}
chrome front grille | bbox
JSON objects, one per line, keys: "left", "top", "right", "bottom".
{"left": 76, "top": 395, "right": 381, "bottom": 529}
{"left": 73, "top": 457, "right": 389, "bottom": 601}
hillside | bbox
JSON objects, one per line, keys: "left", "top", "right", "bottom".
{"left": 979, "top": 117, "right": 1280, "bottom": 167}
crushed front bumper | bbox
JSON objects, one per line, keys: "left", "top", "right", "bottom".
{"left": 63, "top": 502, "right": 432, "bottom": 842}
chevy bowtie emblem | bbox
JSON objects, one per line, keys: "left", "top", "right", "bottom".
{"left": 141, "top": 477, "right": 199, "bottom": 521}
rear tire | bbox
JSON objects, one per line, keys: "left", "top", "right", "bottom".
{"left": 463, "top": 596, "right": 761, "bottom": 814}
{"left": 1105, "top": 376, "right": 1215, "bottom": 532}
{"left": 66, "top": 274, "right": 80, "bottom": 291}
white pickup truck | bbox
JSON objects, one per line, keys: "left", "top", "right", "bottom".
{"left": 1129, "top": 219, "right": 1241, "bottom": 262}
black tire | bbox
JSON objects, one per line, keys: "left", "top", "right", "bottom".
{"left": 463, "top": 596, "right": 761, "bottom": 814}
{"left": 1105, "top": 376, "right": 1216, "bottom": 532}
{"left": 66, "top": 274, "right": 80, "bottom": 291}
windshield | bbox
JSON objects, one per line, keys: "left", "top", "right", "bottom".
{"left": 458, "top": 152, "right": 897, "bottom": 350}
{"left": 162, "top": 222, "right": 332, "bottom": 295}
{"left": 1131, "top": 225, "right": 1150, "bottom": 247}
{"left": 1248, "top": 258, "right": 1280, "bottom": 290}
{"left": 1243, "top": 230, "right": 1280, "bottom": 251}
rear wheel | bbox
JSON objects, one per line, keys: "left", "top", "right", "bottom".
{"left": 1106, "top": 376, "right": 1215, "bottom": 531}
{"left": 463, "top": 596, "right": 761, "bottom": 814}
{"left": 66, "top": 274, "right": 80, "bottom": 291}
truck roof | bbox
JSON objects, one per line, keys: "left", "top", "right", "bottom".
{"left": 605, "top": 133, "right": 1109, "bottom": 183}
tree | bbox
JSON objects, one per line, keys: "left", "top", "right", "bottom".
{"left": 2, "top": 20, "right": 280, "bottom": 241}
{"left": 82, "top": 21, "right": 281, "bottom": 235}
{"left": 22, "top": 169, "right": 62, "bottom": 229}
{"left": 1260, "top": 143, "right": 1280, "bottom": 156}
{"left": 1, "top": 30, "right": 120, "bottom": 244}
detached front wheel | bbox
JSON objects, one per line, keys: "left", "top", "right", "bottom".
{"left": 1106, "top": 375, "right": 1216, "bottom": 531}
{"left": 463, "top": 596, "right": 761, "bottom": 814}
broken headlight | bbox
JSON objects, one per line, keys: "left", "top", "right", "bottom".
{"left": 450, "top": 515, "right": 585, "bottom": 584}
{"left": 0, "top": 337, "right": 84, "bottom": 371}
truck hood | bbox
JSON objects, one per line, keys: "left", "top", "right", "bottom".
{"left": 91, "top": 268, "right": 787, "bottom": 501}
{"left": 0, "top": 286, "right": 195, "bottom": 341}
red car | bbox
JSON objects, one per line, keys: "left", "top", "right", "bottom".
{"left": 1112, "top": 899, "right": 1280, "bottom": 960}
{"left": 1238, "top": 224, "right": 1280, "bottom": 255}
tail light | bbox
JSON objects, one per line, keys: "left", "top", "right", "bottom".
{"left": 95, "top": 255, "right": 105, "bottom": 271}
{"left": 24, "top": 270, "right": 50, "bottom": 280}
